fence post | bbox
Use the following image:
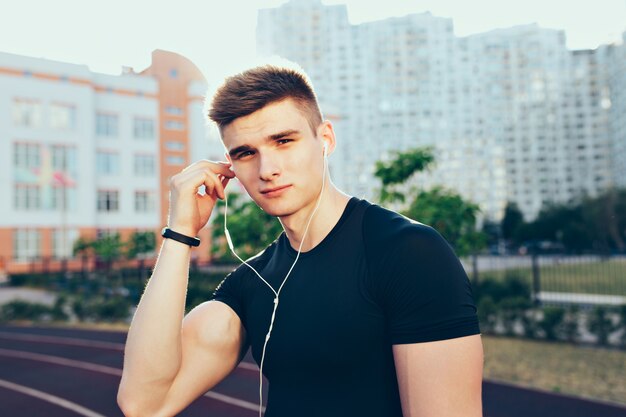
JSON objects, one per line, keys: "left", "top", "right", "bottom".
{"left": 531, "top": 252, "right": 541, "bottom": 306}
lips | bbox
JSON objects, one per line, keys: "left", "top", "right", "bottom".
{"left": 260, "top": 185, "right": 291, "bottom": 194}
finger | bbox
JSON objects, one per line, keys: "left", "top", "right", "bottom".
{"left": 205, "top": 160, "right": 236, "bottom": 178}
{"left": 180, "top": 160, "right": 235, "bottom": 178}
{"left": 221, "top": 176, "right": 230, "bottom": 192}
{"left": 204, "top": 169, "right": 225, "bottom": 200}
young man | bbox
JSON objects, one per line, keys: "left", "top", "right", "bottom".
{"left": 117, "top": 63, "right": 484, "bottom": 417}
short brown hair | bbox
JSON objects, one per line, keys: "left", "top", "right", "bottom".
{"left": 207, "top": 64, "right": 323, "bottom": 135}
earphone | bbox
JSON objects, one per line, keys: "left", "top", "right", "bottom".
{"left": 223, "top": 141, "right": 328, "bottom": 417}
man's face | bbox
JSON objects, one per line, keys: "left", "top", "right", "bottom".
{"left": 222, "top": 98, "right": 328, "bottom": 218}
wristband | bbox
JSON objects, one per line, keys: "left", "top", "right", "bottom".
{"left": 161, "top": 227, "right": 201, "bottom": 247}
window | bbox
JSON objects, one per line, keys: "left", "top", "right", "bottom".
{"left": 166, "top": 155, "right": 185, "bottom": 165}
{"left": 135, "top": 190, "right": 156, "bottom": 213}
{"left": 97, "top": 190, "right": 119, "bottom": 212}
{"left": 165, "top": 106, "right": 183, "bottom": 116}
{"left": 165, "top": 141, "right": 185, "bottom": 151}
{"left": 13, "top": 229, "right": 41, "bottom": 261}
{"left": 14, "top": 143, "right": 40, "bottom": 170}
{"left": 97, "top": 151, "right": 120, "bottom": 175}
{"left": 51, "top": 144, "right": 77, "bottom": 173}
{"left": 13, "top": 99, "right": 42, "bottom": 127}
{"left": 96, "top": 228, "right": 117, "bottom": 239}
{"left": 50, "top": 185, "right": 77, "bottom": 211}
{"left": 165, "top": 120, "right": 185, "bottom": 130}
{"left": 134, "top": 117, "right": 155, "bottom": 139}
{"left": 96, "top": 113, "right": 119, "bottom": 136}
{"left": 134, "top": 154, "right": 156, "bottom": 176}
{"left": 14, "top": 184, "right": 40, "bottom": 210}
{"left": 50, "top": 103, "right": 76, "bottom": 130}
{"left": 52, "top": 228, "right": 79, "bottom": 259}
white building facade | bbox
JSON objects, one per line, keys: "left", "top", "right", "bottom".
{"left": 0, "top": 50, "right": 210, "bottom": 274}
{"left": 257, "top": 0, "right": 624, "bottom": 222}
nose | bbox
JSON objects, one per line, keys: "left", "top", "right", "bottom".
{"left": 258, "top": 151, "right": 281, "bottom": 181}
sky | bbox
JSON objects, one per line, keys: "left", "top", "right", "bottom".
{"left": 1, "top": 0, "right": 625, "bottom": 84}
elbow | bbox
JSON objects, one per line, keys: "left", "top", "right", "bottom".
{"left": 117, "top": 389, "right": 168, "bottom": 417}
{"left": 117, "top": 388, "right": 148, "bottom": 417}
{"left": 117, "top": 389, "right": 140, "bottom": 417}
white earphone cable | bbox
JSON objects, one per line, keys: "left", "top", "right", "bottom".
{"left": 223, "top": 146, "right": 328, "bottom": 417}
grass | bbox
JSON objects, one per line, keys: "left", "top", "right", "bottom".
{"left": 479, "top": 258, "right": 626, "bottom": 296}
{"left": 483, "top": 334, "right": 626, "bottom": 406}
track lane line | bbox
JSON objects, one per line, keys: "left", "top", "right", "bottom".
{"left": 0, "top": 348, "right": 263, "bottom": 412}
{"left": 0, "top": 331, "right": 260, "bottom": 372}
{"left": 0, "top": 331, "right": 123, "bottom": 350}
{"left": 0, "top": 378, "right": 106, "bottom": 417}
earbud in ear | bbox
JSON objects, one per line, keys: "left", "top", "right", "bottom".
{"left": 323, "top": 142, "right": 328, "bottom": 156}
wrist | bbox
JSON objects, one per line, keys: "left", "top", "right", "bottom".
{"left": 167, "top": 225, "right": 198, "bottom": 238}
{"left": 161, "top": 227, "right": 201, "bottom": 247}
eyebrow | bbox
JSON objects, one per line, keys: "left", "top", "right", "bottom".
{"left": 228, "top": 129, "right": 301, "bottom": 157}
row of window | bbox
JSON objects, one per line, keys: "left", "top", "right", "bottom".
{"left": 14, "top": 142, "right": 78, "bottom": 171}
{"left": 13, "top": 100, "right": 76, "bottom": 130}
{"left": 96, "top": 114, "right": 156, "bottom": 138}
{"left": 97, "top": 190, "right": 156, "bottom": 212}
{"left": 13, "top": 228, "right": 80, "bottom": 261}
{"left": 14, "top": 142, "right": 186, "bottom": 178}
{"left": 96, "top": 152, "right": 156, "bottom": 176}
{"left": 13, "top": 186, "right": 156, "bottom": 213}
{"left": 12, "top": 99, "right": 165, "bottom": 138}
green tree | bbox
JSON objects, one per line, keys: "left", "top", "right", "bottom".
{"left": 91, "top": 233, "right": 126, "bottom": 270}
{"left": 512, "top": 188, "right": 626, "bottom": 252}
{"left": 373, "top": 148, "right": 486, "bottom": 255}
{"left": 501, "top": 202, "right": 524, "bottom": 241}
{"left": 404, "top": 187, "right": 487, "bottom": 256}
{"left": 582, "top": 189, "right": 626, "bottom": 252}
{"left": 125, "top": 230, "right": 156, "bottom": 259}
{"left": 211, "top": 194, "right": 283, "bottom": 263}
{"left": 374, "top": 147, "right": 435, "bottom": 204}
{"left": 73, "top": 236, "right": 93, "bottom": 257}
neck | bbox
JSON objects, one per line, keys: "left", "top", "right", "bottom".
{"left": 279, "top": 182, "right": 351, "bottom": 253}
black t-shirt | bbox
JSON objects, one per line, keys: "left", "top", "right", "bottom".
{"left": 211, "top": 196, "right": 480, "bottom": 416}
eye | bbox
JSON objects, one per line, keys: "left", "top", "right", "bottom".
{"left": 236, "top": 150, "right": 254, "bottom": 159}
{"left": 277, "top": 139, "right": 292, "bottom": 145}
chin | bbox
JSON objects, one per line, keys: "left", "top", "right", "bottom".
{"left": 256, "top": 201, "right": 298, "bottom": 218}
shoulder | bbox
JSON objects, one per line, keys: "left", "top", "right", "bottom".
{"left": 362, "top": 203, "right": 446, "bottom": 254}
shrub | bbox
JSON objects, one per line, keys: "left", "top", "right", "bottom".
{"left": 537, "top": 306, "right": 565, "bottom": 341}
{"left": 0, "top": 300, "right": 53, "bottom": 321}
{"left": 589, "top": 306, "right": 617, "bottom": 347}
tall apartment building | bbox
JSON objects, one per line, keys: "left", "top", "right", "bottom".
{"left": 257, "top": 0, "right": 624, "bottom": 222}
{"left": 0, "top": 50, "right": 210, "bottom": 275}
{"left": 603, "top": 35, "right": 626, "bottom": 188}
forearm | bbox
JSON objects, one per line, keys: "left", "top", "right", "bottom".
{"left": 119, "top": 237, "right": 191, "bottom": 407}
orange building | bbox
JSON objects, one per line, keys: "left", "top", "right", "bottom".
{"left": 0, "top": 50, "right": 216, "bottom": 278}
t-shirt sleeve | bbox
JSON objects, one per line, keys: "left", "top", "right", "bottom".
{"left": 363, "top": 206, "right": 481, "bottom": 344}
{"left": 211, "top": 269, "right": 248, "bottom": 328}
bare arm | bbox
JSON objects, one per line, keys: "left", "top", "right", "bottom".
{"left": 393, "top": 334, "right": 484, "bottom": 417}
{"left": 117, "top": 160, "right": 238, "bottom": 417}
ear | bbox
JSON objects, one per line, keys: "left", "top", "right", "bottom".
{"left": 317, "top": 120, "right": 336, "bottom": 156}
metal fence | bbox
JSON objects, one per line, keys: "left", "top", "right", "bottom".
{"left": 461, "top": 254, "right": 626, "bottom": 307}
